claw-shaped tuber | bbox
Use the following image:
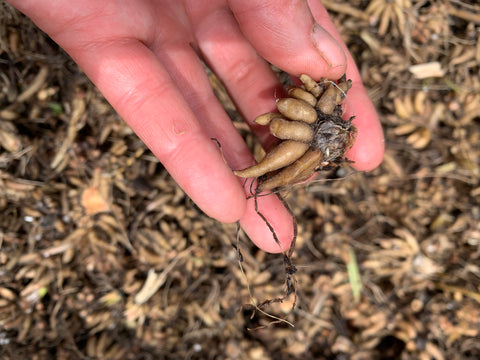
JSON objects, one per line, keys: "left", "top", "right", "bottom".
{"left": 254, "top": 112, "right": 282, "bottom": 126}
{"left": 286, "top": 86, "right": 317, "bottom": 107}
{"left": 269, "top": 118, "right": 314, "bottom": 142}
{"left": 258, "top": 149, "right": 324, "bottom": 192}
{"left": 316, "top": 78, "right": 352, "bottom": 115}
{"left": 233, "top": 140, "right": 309, "bottom": 179}
{"left": 276, "top": 98, "right": 318, "bottom": 124}
{"left": 233, "top": 74, "right": 356, "bottom": 191}
{"left": 299, "top": 74, "right": 323, "bottom": 98}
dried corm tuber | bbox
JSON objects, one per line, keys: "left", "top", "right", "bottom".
{"left": 234, "top": 74, "right": 357, "bottom": 192}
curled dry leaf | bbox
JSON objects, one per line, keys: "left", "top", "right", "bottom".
{"left": 392, "top": 91, "right": 441, "bottom": 150}
{"left": 0, "top": 126, "right": 21, "bottom": 152}
{"left": 80, "top": 169, "right": 111, "bottom": 215}
{"left": 234, "top": 74, "right": 356, "bottom": 192}
{"left": 365, "top": 0, "right": 411, "bottom": 36}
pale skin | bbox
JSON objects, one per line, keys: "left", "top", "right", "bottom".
{"left": 7, "top": 0, "right": 384, "bottom": 253}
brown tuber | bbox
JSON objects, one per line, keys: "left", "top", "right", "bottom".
{"left": 286, "top": 86, "right": 317, "bottom": 107}
{"left": 234, "top": 74, "right": 357, "bottom": 191}
{"left": 254, "top": 112, "right": 282, "bottom": 126}
{"left": 233, "top": 140, "right": 309, "bottom": 179}
{"left": 269, "top": 118, "right": 314, "bottom": 142}
{"left": 299, "top": 74, "right": 323, "bottom": 98}
{"left": 316, "top": 77, "right": 352, "bottom": 115}
{"left": 257, "top": 149, "right": 324, "bottom": 192}
{"left": 276, "top": 98, "right": 318, "bottom": 124}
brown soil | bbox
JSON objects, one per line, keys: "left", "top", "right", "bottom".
{"left": 1, "top": 1, "right": 480, "bottom": 359}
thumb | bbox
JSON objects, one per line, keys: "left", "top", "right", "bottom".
{"left": 228, "top": 0, "right": 346, "bottom": 79}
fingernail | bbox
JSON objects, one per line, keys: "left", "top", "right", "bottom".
{"left": 311, "top": 23, "right": 345, "bottom": 68}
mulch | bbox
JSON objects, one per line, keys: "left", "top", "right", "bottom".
{"left": 1, "top": 2, "right": 479, "bottom": 359}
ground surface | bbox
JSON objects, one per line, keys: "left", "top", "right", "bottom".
{"left": 1, "top": 1, "right": 480, "bottom": 359}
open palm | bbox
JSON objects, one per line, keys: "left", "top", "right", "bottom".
{"left": 8, "top": 0, "right": 384, "bottom": 252}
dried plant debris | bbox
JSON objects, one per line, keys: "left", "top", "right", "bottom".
{"left": 2, "top": 2, "right": 480, "bottom": 360}
{"left": 234, "top": 75, "right": 356, "bottom": 193}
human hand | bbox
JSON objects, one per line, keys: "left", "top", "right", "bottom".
{"left": 7, "top": 0, "right": 384, "bottom": 253}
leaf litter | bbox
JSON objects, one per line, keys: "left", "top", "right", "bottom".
{"left": 1, "top": 1, "right": 480, "bottom": 359}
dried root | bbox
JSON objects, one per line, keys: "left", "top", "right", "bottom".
{"left": 234, "top": 74, "right": 357, "bottom": 192}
